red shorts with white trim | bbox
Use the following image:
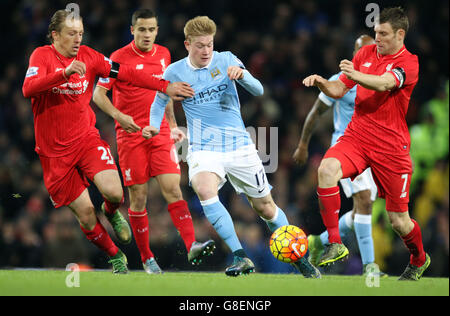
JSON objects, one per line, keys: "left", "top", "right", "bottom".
{"left": 117, "top": 131, "right": 180, "bottom": 187}
{"left": 39, "top": 132, "right": 118, "bottom": 208}
{"left": 324, "top": 134, "right": 413, "bottom": 212}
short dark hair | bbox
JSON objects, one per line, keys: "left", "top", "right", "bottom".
{"left": 378, "top": 7, "right": 409, "bottom": 34}
{"left": 131, "top": 9, "right": 157, "bottom": 26}
{"left": 47, "top": 9, "right": 83, "bottom": 43}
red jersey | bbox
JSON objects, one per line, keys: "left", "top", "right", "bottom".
{"left": 23, "top": 45, "right": 113, "bottom": 157}
{"left": 97, "top": 41, "right": 171, "bottom": 139}
{"left": 339, "top": 44, "right": 419, "bottom": 155}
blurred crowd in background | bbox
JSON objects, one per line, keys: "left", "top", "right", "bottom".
{"left": 0, "top": 0, "right": 448, "bottom": 277}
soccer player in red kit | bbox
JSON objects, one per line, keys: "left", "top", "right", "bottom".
{"left": 93, "top": 9, "right": 215, "bottom": 274}
{"left": 303, "top": 7, "right": 430, "bottom": 280}
{"left": 22, "top": 9, "right": 194, "bottom": 273}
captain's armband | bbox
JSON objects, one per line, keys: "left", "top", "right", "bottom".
{"left": 391, "top": 67, "right": 406, "bottom": 88}
{"left": 109, "top": 61, "right": 120, "bottom": 79}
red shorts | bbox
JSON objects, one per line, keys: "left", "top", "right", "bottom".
{"left": 39, "top": 132, "right": 118, "bottom": 208}
{"left": 117, "top": 131, "right": 180, "bottom": 187}
{"left": 324, "top": 134, "right": 413, "bottom": 212}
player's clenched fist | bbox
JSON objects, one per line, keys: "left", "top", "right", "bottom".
{"left": 339, "top": 59, "right": 356, "bottom": 80}
{"left": 227, "top": 66, "right": 244, "bottom": 80}
{"left": 302, "top": 75, "right": 326, "bottom": 87}
{"left": 170, "top": 127, "right": 187, "bottom": 143}
{"left": 166, "top": 82, "right": 195, "bottom": 101}
{"left": 142, "top": 125, "right": 159, "bottom": 139}
{"left": 65, "top": 60, "right": 86, "bottom": 77}
{"left": 292, "top": 144, "right": 309, "bottom": 166}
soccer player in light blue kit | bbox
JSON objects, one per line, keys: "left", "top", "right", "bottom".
{"left": 293, "top": 35, "right": 386, "bottom": 277}
{"left": 143, "top": 16, "right": 320, "bottom": 278}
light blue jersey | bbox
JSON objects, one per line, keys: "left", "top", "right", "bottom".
{"left": 318, "top": 72, "right": 357, "bottom": 146}
{"left": 150, "top": 51, "right": 263, "bottom": 152}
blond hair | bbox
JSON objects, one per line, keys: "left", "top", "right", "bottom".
{"left": 184, "top": 16, "right": 217, "bottom": 42}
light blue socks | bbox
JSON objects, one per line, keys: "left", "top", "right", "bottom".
{"left": 353, "top": 214, "right": 375, "bottom": 265}
{"left": 201, "top": 197, "right": 294, "bottom": 260}
{"left": 262, "top": 206, "right": 289, "bottom": 232}
{"left": 200, "top": 196, "right": 243, "bottom": 252}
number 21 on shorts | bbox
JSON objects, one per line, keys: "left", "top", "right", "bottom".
{"left": 98, "top": 146, "right": 115, "bottom": 165}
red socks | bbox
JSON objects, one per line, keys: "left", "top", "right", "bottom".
{"left": 80, "top": 220, "right": 118, "bottom": 257}
{"left": 401, "top": 219, "right": 426, "bottom": 267}
{"left": 168, "top": 200, "right": 196, "bottom": 251}
{"left": 128, "top": 209, "right": 154, "bottom": 262}
{"left": 317, "top": 186, "right": 342, "bottom": 244}
{"left": 128, "top": 200, "right": 196, "bottom": 263}
{"left": 318, "top": 185, "right": 426, "bottom": 267}
{"left": 103, "top": 196, "right": 124, "bottom": 215}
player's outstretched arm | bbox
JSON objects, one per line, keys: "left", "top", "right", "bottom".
{"left": 293, "top": 98, "right": 329, "bottom": 165}
{"left": 93, "top": 86, "right": 141, "bottom": 133}
{"left": 115, "top": 63, "right": 194, "bottom": 100}
{"left": 303, "top": 75, "right": 349, "bottom": 99}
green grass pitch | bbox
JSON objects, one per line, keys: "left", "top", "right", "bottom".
{"left": 0, "top": 270, "right": 448, "bottom": 296}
